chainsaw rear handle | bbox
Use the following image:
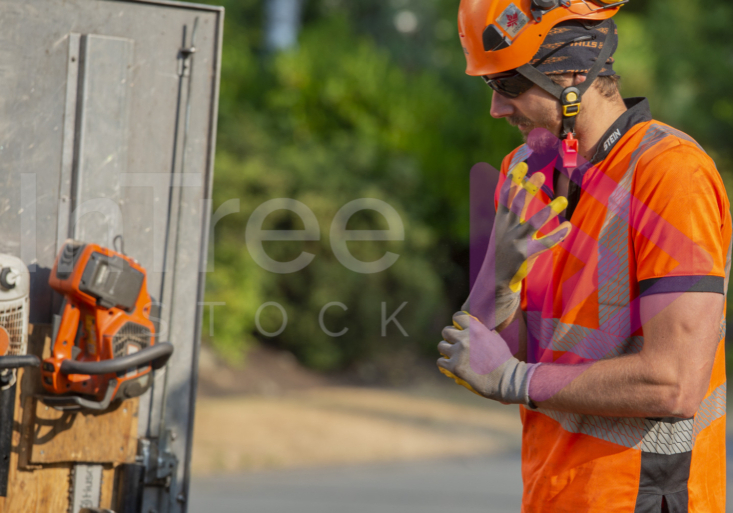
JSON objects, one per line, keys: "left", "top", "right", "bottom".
{"left": 59, "top": 342, "right": 173, "bottom": 376}
{"left": 0, "top": 355, "right": 40, "bottom": 370}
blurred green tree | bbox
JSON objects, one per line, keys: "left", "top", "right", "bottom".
{"left": 197, "top": 2, "right": 518, "bottom": 376}
{"left": 191, "top": 0, "right": 733, "bottom": 375}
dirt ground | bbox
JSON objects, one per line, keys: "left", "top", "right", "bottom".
{"left": 191, "top": 346, "right": 522, "bottom": 476}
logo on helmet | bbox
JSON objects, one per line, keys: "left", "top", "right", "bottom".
{"left": 496, "top": 3, "right": 529, "bottom": 39}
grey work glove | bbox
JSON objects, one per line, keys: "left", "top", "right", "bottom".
{"left": 437, "top": 312, "right": 539, "bottom": 405}
{"left": 463, "top": 162, "right": 571, "bottom": 328}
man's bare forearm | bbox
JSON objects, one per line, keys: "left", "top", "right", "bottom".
{"left": 492, "top": 305, "right": 681, "bottom": 416}
{"left": 529, "top": 292, "right": 722, "bottom": 418}
{"left": 529, "top": 354, "right": 694, "bottom": 417}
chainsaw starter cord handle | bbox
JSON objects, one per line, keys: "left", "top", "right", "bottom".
{"left": 0, "top": 355, "right": 40, "bottom": 369}
{"left": 59, "top": 342, "right": 174, "bottom": 376}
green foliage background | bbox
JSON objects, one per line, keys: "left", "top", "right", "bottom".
{"left": 191, "top": 0, "right": 733, "bottom": 376}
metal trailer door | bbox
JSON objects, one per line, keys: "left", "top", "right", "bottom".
{"left": 0, "top": 0, "right": 223, "bottom": 511}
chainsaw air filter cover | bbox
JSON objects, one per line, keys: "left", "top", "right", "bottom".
{"left": 113, "top": 322, "right": 152, "bottom": 358}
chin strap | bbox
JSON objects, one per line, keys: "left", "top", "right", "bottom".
{"left": 515, "top": 29, "right": 615, "bottom": 168}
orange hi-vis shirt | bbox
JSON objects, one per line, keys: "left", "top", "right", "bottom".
{"left": 495, "top": 99, "right": 731, "bottom": 512}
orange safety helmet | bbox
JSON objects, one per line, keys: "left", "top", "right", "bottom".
{"left": 459, "top": 0, "right": 624, "bottom": 77}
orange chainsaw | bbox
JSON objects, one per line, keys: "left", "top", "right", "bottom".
{"left": 40, "top": 240, "right": 173, "bottom": 411}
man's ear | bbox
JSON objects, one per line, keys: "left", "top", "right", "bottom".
{"left": 574, "top": 74, "right": 588, "bottom": 86}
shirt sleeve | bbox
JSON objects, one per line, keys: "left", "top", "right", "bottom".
{"left": 630, "top": 142, "right": 731, "bottom": 295}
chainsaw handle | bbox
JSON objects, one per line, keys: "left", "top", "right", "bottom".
{"left": 0, "top": 355, "right": 40, "bottom": 369}
{"left": 59, "top": 342, "right": 173, "bottom": 376}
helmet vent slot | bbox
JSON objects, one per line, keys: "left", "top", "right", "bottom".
{"left": 482, "top": 24, "right": 511, "bottom": 52}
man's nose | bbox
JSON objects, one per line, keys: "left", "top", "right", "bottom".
{"left": 490, "top": 91, "right": 514, "bottom": 119}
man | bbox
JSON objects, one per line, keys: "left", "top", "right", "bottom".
{"left": 437, "top": 1, "right": 731, "bottom": 512}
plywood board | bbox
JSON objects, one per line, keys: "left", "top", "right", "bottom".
{"left": 30, "top": 399, "right": 138, "bottom": 464}
{"left": 29, "top": 466, "right": 71, "bottom": 512}
{"left": 99, "top": 465, "right": 115, "bottom": 509}
{"left": 0, "top": 467, "right": 39, "bottom": 512}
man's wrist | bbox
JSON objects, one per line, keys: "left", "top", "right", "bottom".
{"left": 493, "top": 291, "right": 520, "bottom": 329}
{"left": 492, "top": 359, "right": 540, "bottom": 407}
{"left": 460, "top": 289, "right": 519, "bottom": 329}
{"left": 524, "top": 363, "right": 541, "bottom": 409}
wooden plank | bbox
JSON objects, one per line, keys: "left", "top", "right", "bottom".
{"left": 100, "top": 465, "right": 115, "bottom": 508}
{"left": 30, "top": 399, "right": 138, "bottom": 464}
{"left": 2, "top": 467, "right": 41, "bottom": 512}
{"left": 32, "top": 466, "right": 70, "bottom": 512}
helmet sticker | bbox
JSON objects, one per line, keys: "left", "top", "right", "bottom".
{"left": 496, "top": 3, "right": 529, "bottom": 39}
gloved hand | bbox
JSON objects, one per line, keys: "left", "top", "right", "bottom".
{"left": 437, "top": 312, "right": 538, "bottom": 405}
{"left": 463, "top": 162, "right": 571, "bottom": 329}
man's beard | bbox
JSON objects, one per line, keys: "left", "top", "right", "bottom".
{"left": 508, "top": 115, "right": 560, "bottom": 153}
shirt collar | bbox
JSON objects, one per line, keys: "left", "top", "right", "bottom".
{"left": 589, "top": 97, "right": 653, "bottom": 164}
{"left": 523, "top": 97, "right": 653, "bottom": 200}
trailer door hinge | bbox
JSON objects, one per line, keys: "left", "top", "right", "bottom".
{"left": 137, "top": 431, "right": 179, "bottom": 488}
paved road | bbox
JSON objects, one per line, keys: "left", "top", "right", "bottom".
{"left": 190, "top": 448, "right": 733, "bottom": 513}
{"left": 189, "top": 455, "right": 523, "bottom": 513}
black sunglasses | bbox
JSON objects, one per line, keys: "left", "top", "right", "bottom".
{"left": 484, "top": 35, "right": 597, "bottom": 98}
{"left": 482, "top": 72, "right": 534, "bottom": 99}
